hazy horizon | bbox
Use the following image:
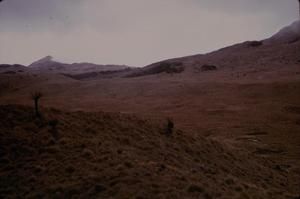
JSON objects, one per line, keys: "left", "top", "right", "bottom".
{"left": 0, "top": 0, "right": 298, "bottom": 67}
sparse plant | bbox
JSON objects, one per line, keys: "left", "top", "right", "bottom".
{"left": 31, "top": 91, "right": 43, "bottom": 117}
{"left": 48, "top": 119, "right": 59, "bottom": 140}
{"left": 48, "top": 119, "right": 58, "bottom": 128}
{"left": 165, "top": 118, "right": 174, "bottom": 135}
{"left": 82, "top": 148, "right": 95, "bottom": 159}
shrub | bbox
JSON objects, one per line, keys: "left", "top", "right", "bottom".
{"left": 187, "top": 184, "right": 204, "bottom": 193}
{"left": 248, "top": 41, "right": 263, "bottom": 47}
{"left": 48, "top": 119, "right": 59, "bottom": 128}
{"left": 201, "top": 65, "right": 217, "bottom": 71}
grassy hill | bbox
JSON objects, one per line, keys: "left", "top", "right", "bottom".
{"left": 0, "top": 105, "right": 298, "bottom": 199}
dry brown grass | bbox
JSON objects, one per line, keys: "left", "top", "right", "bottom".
{"left": 0, "top": 105, "right": 299, "bottom": 198}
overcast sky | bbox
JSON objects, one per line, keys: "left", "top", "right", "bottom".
{"left": 0, "top": 0, "right": 298, "bottom": 66}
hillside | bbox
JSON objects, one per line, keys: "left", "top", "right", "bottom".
{"left": 0, "top": 64, "right": 28, "bottom": 74}
{"left": 125, "top": 20, "right": 300, "bottom": 79}
{"left": 0, "top": 105, "right": 299, "bottom": 199}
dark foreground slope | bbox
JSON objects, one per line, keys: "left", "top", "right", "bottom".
{"left": 0, "top": 105, "right": 299, "bottom": 199}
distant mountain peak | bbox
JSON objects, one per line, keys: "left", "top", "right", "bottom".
{"left": 41, "top": 55, "right": 53, "bottom": 61}
{"left": 29, "top": 56, "right": 54, "bottom": 67}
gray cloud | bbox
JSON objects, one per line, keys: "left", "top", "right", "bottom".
{"left": 0, "top": 0, "right": 298, "bottom": 66}
{"left": 0, "top": 0, "right": 82, "bottom": 31}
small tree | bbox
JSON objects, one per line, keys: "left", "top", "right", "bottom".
{"left": 31, "top": 91, "right": 43, "bottom": 117}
